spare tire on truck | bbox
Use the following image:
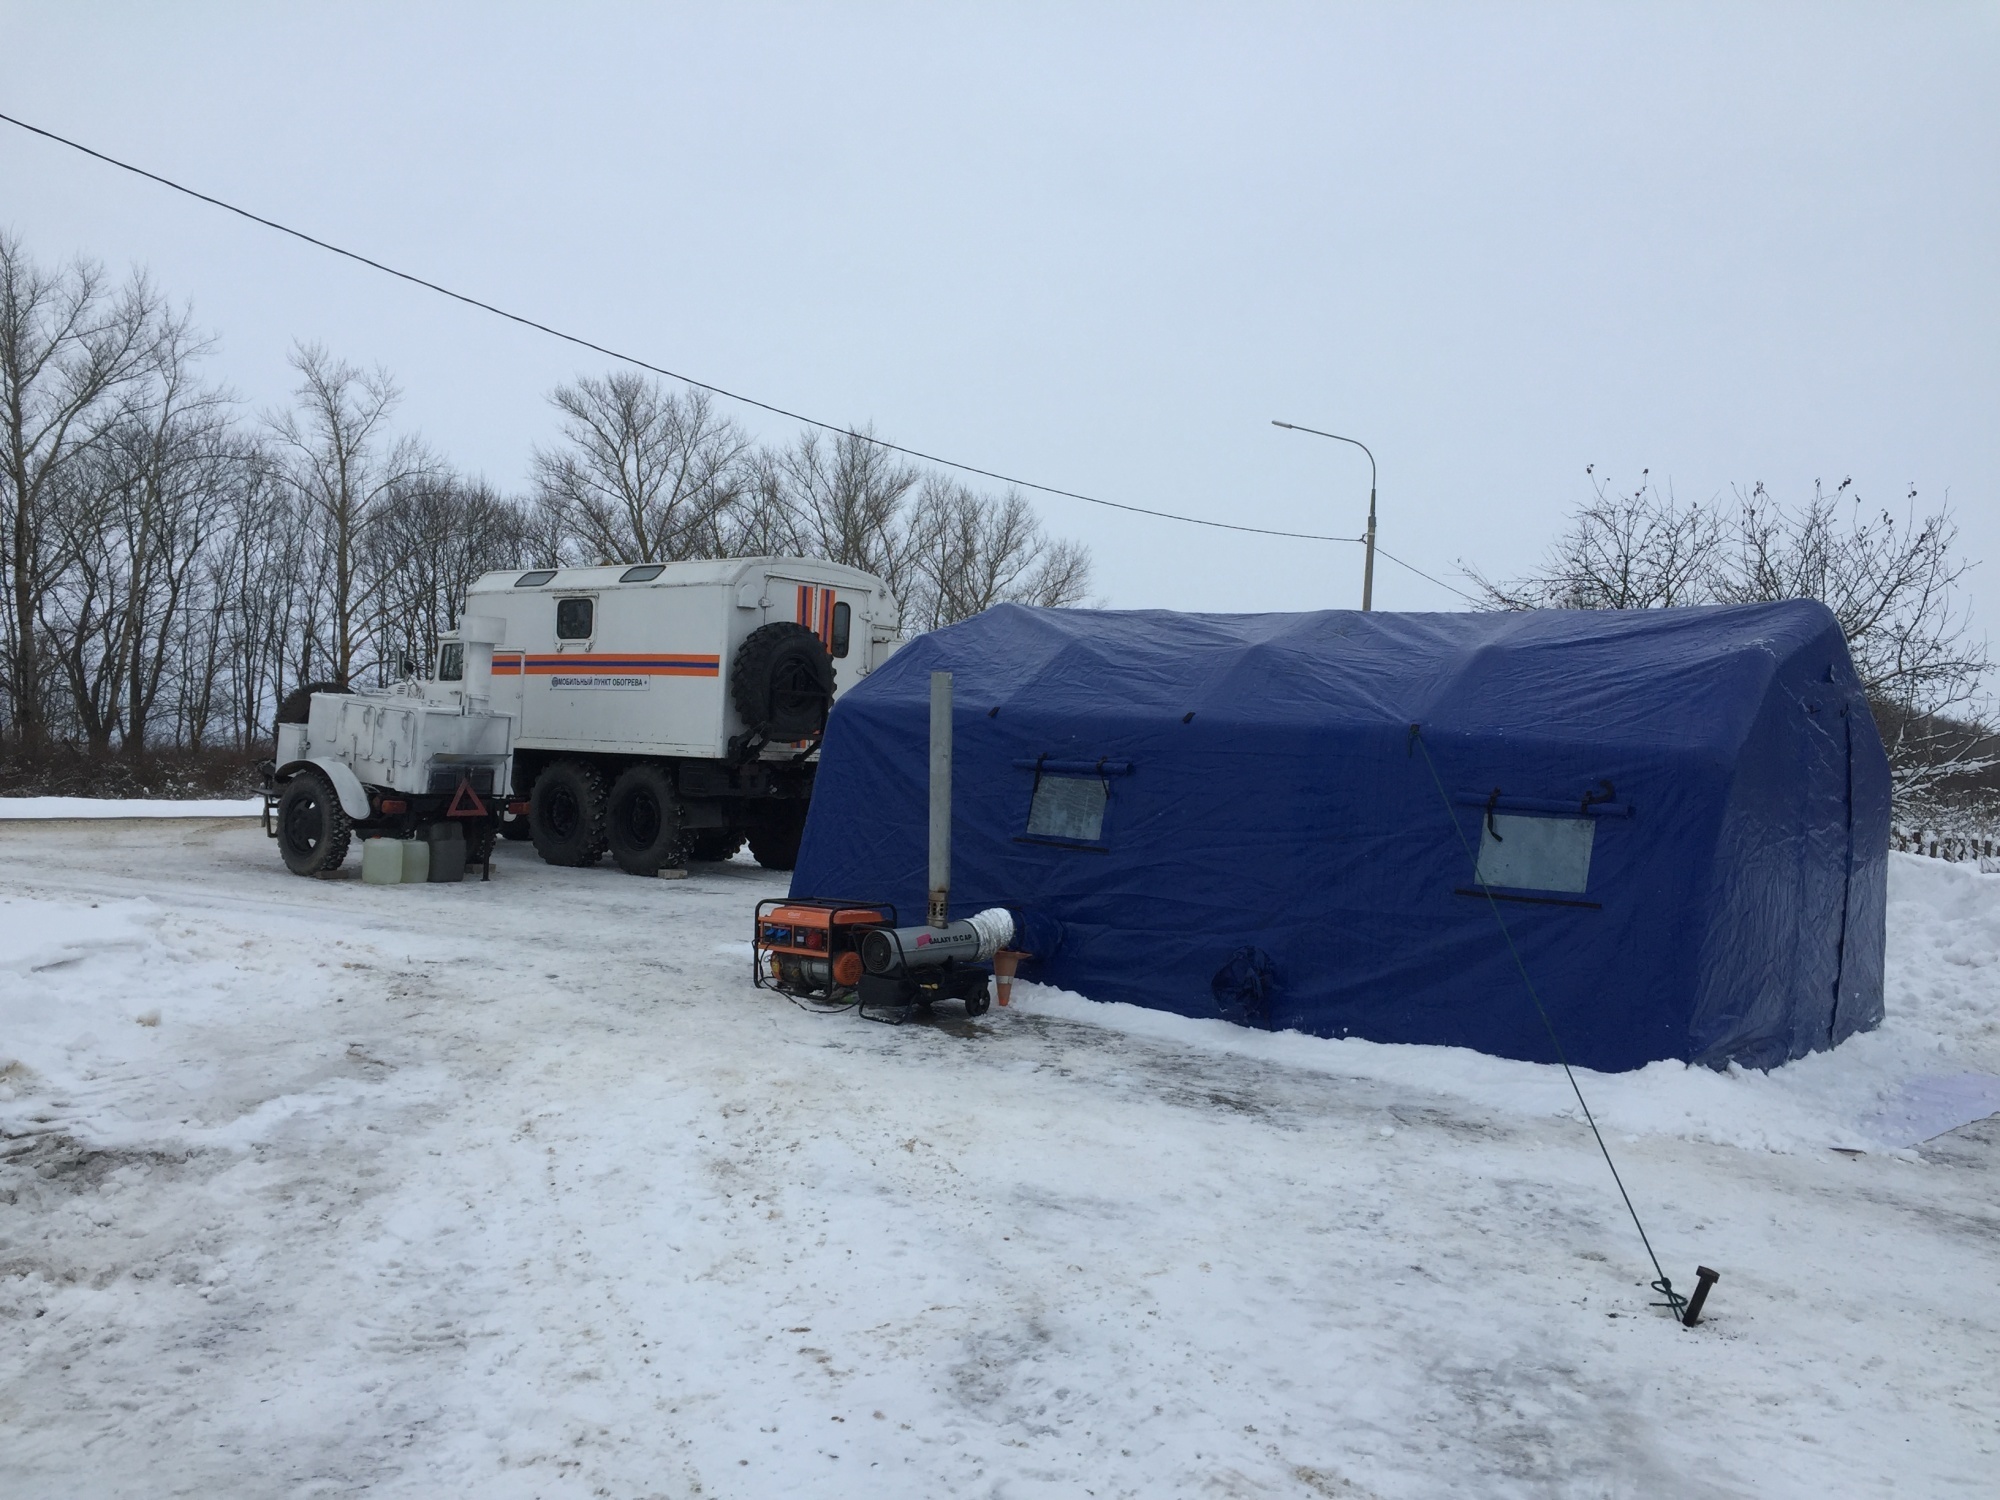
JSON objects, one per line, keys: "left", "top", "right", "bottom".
{"left": 730, "top": 623, "right": 834, "bottom": 741}
{"left": 274, "top": 680, "right": 345, "bottom": 728}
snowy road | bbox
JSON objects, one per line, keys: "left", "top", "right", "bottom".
{"left": 2, "top": 819, "right": 1996, "bottom": 1497}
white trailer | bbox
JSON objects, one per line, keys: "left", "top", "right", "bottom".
{"left": 264, "top": 615, "right": 516, "bottom": 878}
{"left": 457, "top": 555, "right": 900, "bottom": 873}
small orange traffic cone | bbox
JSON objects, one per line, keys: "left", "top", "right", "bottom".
{"left": 993, "top": 949, "right": 1026, "bottom": 1007}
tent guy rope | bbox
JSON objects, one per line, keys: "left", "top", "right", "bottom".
{"left": 1409, "top": 721, "right": 1702, "bottom": 1325}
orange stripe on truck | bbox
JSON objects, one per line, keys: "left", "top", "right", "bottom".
{"left": 516, "top": 654, "right": 719, "bottom": 677}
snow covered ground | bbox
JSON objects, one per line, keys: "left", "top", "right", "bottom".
{"left": 1, "top": 818, "right": 1995, "bottom": 1498}
{"left": 0, "top": 796, "right": 262, "bottom": 819}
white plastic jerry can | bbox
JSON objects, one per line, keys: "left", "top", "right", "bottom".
{"left": 401, "top": 839, "right": 431, "bottom": 884}
{"left": 361, "top": 838, "right": 404, "bottom": 885}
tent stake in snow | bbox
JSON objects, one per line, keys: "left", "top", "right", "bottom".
{"left": 1681, "top": 1266, "right": 1721, "bottom": 1327}
{"left": 1409, "top": 722, "right": 1710, "bottom": 1324}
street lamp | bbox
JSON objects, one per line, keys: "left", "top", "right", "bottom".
{"left": 1272, "top": 421, "right": 1377, "bottom": 610}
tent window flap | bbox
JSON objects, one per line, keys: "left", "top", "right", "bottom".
{"left": 1026, "top": 775, "right": 1109, "bottom": 843}
{"left": 1475, "top": 813, "right": 1595, "bottom": 894}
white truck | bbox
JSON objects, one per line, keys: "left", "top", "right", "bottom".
{"left": 263, "top": 556, "right": 902, "bottom": 879}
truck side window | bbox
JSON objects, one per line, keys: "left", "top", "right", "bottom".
{"left": 831, "top": 601, "right": 851, "bottom": 659}
{"left": 556, "top": 597, "right": 594, "bottom": 640}
{"left": 437, "top": 642, "right": 464, "bottom": 681}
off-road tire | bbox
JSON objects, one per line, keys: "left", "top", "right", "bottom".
{"left": 682, "top": 828, "right": 745, "bottom": 862}
{"left": 607, "top": 762, "right": 683, "bottom": 877}
{"left": 730, "top": 622, "right": 834, "bottom": 741}
{"left": 530, "top": 759, "right": 609, "bottom": 867}
{"left": 276, "top": 770, "right": 352, "bottom": 877}
{"left": 747, "top": 805, "right": 808, "bottom": 871}
{"left": 274, "top": 680, "right": 345, "bottom": 729}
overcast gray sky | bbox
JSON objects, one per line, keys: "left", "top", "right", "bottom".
{"left": 3, "top": 3, "right": 1995, "bottom": 622}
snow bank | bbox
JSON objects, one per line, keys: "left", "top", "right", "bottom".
{"left": 0, "top": 795, "right": 262, "bottom": 819}
{"left": 1012, "top": 852, "right": 2000, "bottom": 1153}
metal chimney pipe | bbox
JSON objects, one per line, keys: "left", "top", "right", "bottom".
{"left": 928, "top": 670, "right": 952, "bottom": 926}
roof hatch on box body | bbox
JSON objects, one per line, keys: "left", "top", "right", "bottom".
{"left": 790, "top": 600, "right": 1888, "bottom": 1072}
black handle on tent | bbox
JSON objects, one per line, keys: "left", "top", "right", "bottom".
{"left": 1485, "top": 788, "right": 1504, "bottom": 841}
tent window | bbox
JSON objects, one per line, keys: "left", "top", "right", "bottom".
{"left": 1026, "top": 774, "right": 1108, "bottom": 844}
{"left": 436, "top": 642, "right": 464, "bottom": 681}
{"left": 1475, "top": 813, "right": 1595, "bottom": 894}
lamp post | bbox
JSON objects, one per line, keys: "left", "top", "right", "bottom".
{"left": 1272, "top": 420, "right": 1377, "bottom": 610}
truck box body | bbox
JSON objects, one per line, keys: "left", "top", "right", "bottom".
{"left": 461, "top": 557, "right": 900, "bottom": 760}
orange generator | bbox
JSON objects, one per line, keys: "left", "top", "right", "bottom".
{"left": 752, "top": 898, "right": 894, "bottom": 1005}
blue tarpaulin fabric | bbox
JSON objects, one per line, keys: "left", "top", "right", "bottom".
{"left": 792, "top": 601, "right": 1888, "bottom": 1072}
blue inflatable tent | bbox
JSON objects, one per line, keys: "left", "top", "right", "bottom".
{"left": 792, "top": 601, "right": 1888, "bottom": 1072}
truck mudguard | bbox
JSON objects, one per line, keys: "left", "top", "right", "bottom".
{"left": 276, "top": 756, "right": 373, "bottom": 820}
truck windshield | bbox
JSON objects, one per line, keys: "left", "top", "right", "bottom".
{"left": 437, "top": 642, "right": 464, "bottom": 681}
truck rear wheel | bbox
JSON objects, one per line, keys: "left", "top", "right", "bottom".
{"left": 683, "top": 829, "right": 744, "bottom": 862}
{"left": 607, "top": 763, "right": 683, "bottom": 876}
{"left": 530, "top": 759, "right": 609, "bottom": 867}
{"left": 276, "top": 770, "right": 352, "bottom": 877}
{"left": 747, "top": 805, "right": 807, "bottom": 871}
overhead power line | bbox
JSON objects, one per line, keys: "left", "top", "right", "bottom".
{"left": 2, "top": 109, "right": 1397, "bottom": 552}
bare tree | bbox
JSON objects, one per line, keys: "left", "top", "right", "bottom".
{"left": 0, "top": 232, "right": 163, "bottom": 748}
{"left": 367, "top": 473, "right": 532, "bottom": 683}
{"left": 765, "top": 425, "right": 919, "bottom": 578}
{"left": 1464, "top": 468, "right": 1991, "bottom": 803}
{"left": 901, "top": 478, "right": 1095, "bottom": 632}
{"left": 1718, "top": 478, "right": 1991, "bottom": 798}
{"left": 532, "top": 375, "right": 748, "bottom": 564}
{"left": 1463, "top": 469, "right": 1723, "bottom": 611}
{"left": 267, "top": 344, "right": 430, "bottom": 687}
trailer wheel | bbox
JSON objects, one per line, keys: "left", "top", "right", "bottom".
{"left": 682, "top": 828, "right": 744, "bottom": 862}
{"left": 731, "top": 622, "right": 834, "bottom": 740}
{"left": 530, "top": 759, "right": 609, "bottom": 867}
{"left": 275, "top": 770, "right": 352, "bottom": 876}
{"left": 747, "top": 806, "right": 807, "bottom": 871}
{"left": 607, "top": 763, "right": 683, "bottom": 876}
